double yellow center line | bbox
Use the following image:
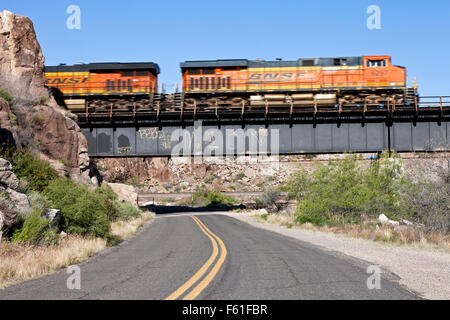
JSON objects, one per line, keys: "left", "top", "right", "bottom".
{"left": 165, "top": 216, "right": 227, "bottom": 300}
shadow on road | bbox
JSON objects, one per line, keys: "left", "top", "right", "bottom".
{"left": 141, "top": 203, "right": 246, "bottom": 214}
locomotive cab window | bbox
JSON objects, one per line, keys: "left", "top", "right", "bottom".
{"left": 121, "top": 71, "right": 134, "bottom": 77}
{"left": 187, "top": 69, "right": 201, "bottom": 75}
{"left": 202, "top": 68, "right": 215, "bottom": 75}
{"left": 366, "top": 59, "right": 387, "bottom": 68}
{"left": 135, "top": 70, "right": 149, "bottom": 76}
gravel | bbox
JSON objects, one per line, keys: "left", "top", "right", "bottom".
{"left": 223, "top": 211, "right": 450, "bottom": 300}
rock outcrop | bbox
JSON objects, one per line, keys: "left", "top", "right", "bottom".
{"left": 0, "top": 97, "right": 19, "bottom": 146}
{"left": 107, "top": 183, "right": 138, "bottom": 207}
{"left": 0, "top": 10, "right": 94, "bottom": 184}
{"left": 12, "top": 103, "right": 91, "bottom": 182}
{"left": 94, "top": 156, "right": 294, "bottom": 193}
{"left": 0, "top": 10, "right": 47, "bottom": 100}
{"left": 0, "top": 158, "right": 31, "bottom": 241}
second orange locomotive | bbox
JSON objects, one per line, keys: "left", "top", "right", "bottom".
{"left": 181, "top": 55, "right": 414, "bottom": 108}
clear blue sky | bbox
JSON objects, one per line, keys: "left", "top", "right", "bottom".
{"left": 2, "top": 0, "right": 450, "bottom": 95}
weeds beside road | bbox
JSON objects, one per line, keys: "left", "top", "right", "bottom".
{"left": 0, "top": 210, "right": 152, "bottom": 289}
{"left": 0, "top": 146, "right": 153, "bottom": 289}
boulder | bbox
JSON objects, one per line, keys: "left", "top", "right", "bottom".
{"left": 0, "top": 158, "right": 20, "bottom": 190}
{"left": 0, "top": 194, "right": 21, "bottom": 242}
{"left": 0, "top": 10, "right": 48, "bottom": 100}
{"left": 5, "top": 187, "right": 31, "bottom": 214}
{"left": 44, "top": 208, "right": 61, "bottom": 228}
{"left": 0, "top": 10, "right": 94, "bottom": 186}
{"left": 378, "top": 213, "right": 400, "bottom": 227}
{"left": 256, "top": 208, "right": 269, "bottom": 215}
{"left": 107, "top": 183, "right": 138, "bottom": 207}
{"left": 0, "top": 98, "right": 19, "bottom": 146}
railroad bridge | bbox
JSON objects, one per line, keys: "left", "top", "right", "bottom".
{"left": 77, "top": 96, "right": 450, "bottom": 157}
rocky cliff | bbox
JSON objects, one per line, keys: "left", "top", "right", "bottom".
{"left": 0, "top": 10, "right": 47, "bottom": 100}
{"left": 0, "top": 158, "right": 31, "bottom": 241}
{"left": 0, "top": 10, "right": 93, "bottom": 184}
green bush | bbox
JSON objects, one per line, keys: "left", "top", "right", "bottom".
{"left": 0, "top": 147, "right": 59, "bottom": 192}
{"left": 233, "top": 172, "right": 245, "bottom": 181}
{"left": 95, "top": 184, "right": 120, "bottom": 221}
{"left": 12, "top": 208, "right": 59, "bottom": 245}
{"left": 95, "top": 184, "right": 118, "bottom": 201}
{"left": 27, "top": 191, "right": 52, "bottom": 211}
{"left": 182, "top": 187, "right": 237, "bottom": 207}
{"left": 256, "top": 188, "right": 281, "bottom": 208}
{"left": 116, "top": 201, "right": 142, "bottom": 221}
{"left": 283, "top": 154, "right": 407, "bottom": 226}
{"left": 398, "top": 179, "right": 450, "bottom": 234}
{"left": 44, "top": 178, "right": 110, "bottom": 238}
{"left": 204, "top": 174, "right": 215, "bottom": 184}
{"left": 0, "top": 87, "right": 13, "bottom": 105}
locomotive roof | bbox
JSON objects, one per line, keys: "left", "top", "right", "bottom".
{"left": 45, "top": 62, "right": 160, "bottom": 74}
{"left": 181, "top": 57, "right": 364, "bottom": 68}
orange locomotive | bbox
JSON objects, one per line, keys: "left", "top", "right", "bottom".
{"left": 45, "top": 62, "right": 159, "bottom": 110}
{"left": 181, "top": 55, "right": 416, "bottom": 109}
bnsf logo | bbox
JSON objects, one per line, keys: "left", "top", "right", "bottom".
{"left": 46, "top": 77, "right": 88, "bottom": 84}
{"left": 249, "top": 73, "right": 306, "bottom": 80}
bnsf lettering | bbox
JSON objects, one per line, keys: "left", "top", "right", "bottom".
{"left": 249, "top": 74, "right": 262, "bottom": 80}
{"left": 46, "top": 77, "right": 88, "bottom": 85}
{"left": 264, "top": 73, "right": 279, "bottom": 79}
{"left": 249, "top": 73, "right": 305, "bottom": 80}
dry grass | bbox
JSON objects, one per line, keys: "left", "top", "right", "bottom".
{"left": 0, "top": 235, "right": 106, "bottom": 289}
{"left": 253, "top": 211, "right": 450, "bottom": 252}
{"left": 110, "top": 210, "right": 153, "bottom": 240}
{"left": 0, "top": 210, "right": 153, "bottom": 290}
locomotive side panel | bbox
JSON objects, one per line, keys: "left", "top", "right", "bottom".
{"left": 181, "top": 56, "right": 409, "bottom": 108}
{"left": 45, "top": 62, "right": 160, "bottom": 111}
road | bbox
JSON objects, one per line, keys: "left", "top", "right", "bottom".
{"left": 0, "top": 213, "right": 418, "bottom": 300}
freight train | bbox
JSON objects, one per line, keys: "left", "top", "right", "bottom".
{"left": 45, "top": 55, "right": 418, "bottom": 113}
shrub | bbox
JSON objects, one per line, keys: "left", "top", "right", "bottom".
{"left": 0, "top": 146, "right": 58, "bottom": 192}
{"left": 398, "top": 179, "right": 450, "bottom": 234}
{"left": 0, "top": 87, "right": 13, "bottom": 105}
{"left": 284, "top": 154, "right": 406, "bottom": 226}
{"left": 283, "top": 153, "right": 450, "bottom": 233}
{"left": 95, "top": 184, "right": 118, "bottom": 201}
{"left": 181, "top": 187, "right": 237, "bottom": 207}
{"left": 44, "top": 178, "right": 110, "bottom": 239}
{"left": 256, "top": 188, "right": 281, "bottom": 208}
{"left": 233, "top": 172, "right": 245, "bottom": 181}
{"left": 94, "top": 184, "right": 120, "bottom": 221}
{"left": 31, "top": 114, "right": 43, "bottom": 125}
{"left": 27, "top": 191, "right": 51, "bottom": 211}
{"left": 38, "top": 96, "right": 47, "bottom": 105}
{"left": 12, "top": 209, "right": 59, "bottom": 246}
{"left": 116, "top": 202, "right": 142, "bottom": 221}
{"left": 204, "top": 174, "right": 215, "bottom": 184}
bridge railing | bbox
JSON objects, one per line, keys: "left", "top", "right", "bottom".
{"left": 418, "top": 96, "right": 450, "bottom": 108}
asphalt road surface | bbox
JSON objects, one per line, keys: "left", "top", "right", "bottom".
{"left": 0, "top": 213, "right": 419, "bottom": 300}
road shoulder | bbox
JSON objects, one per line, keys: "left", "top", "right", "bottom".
{"left": 221, "top": 211, "right": 450, "bottom": 300}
